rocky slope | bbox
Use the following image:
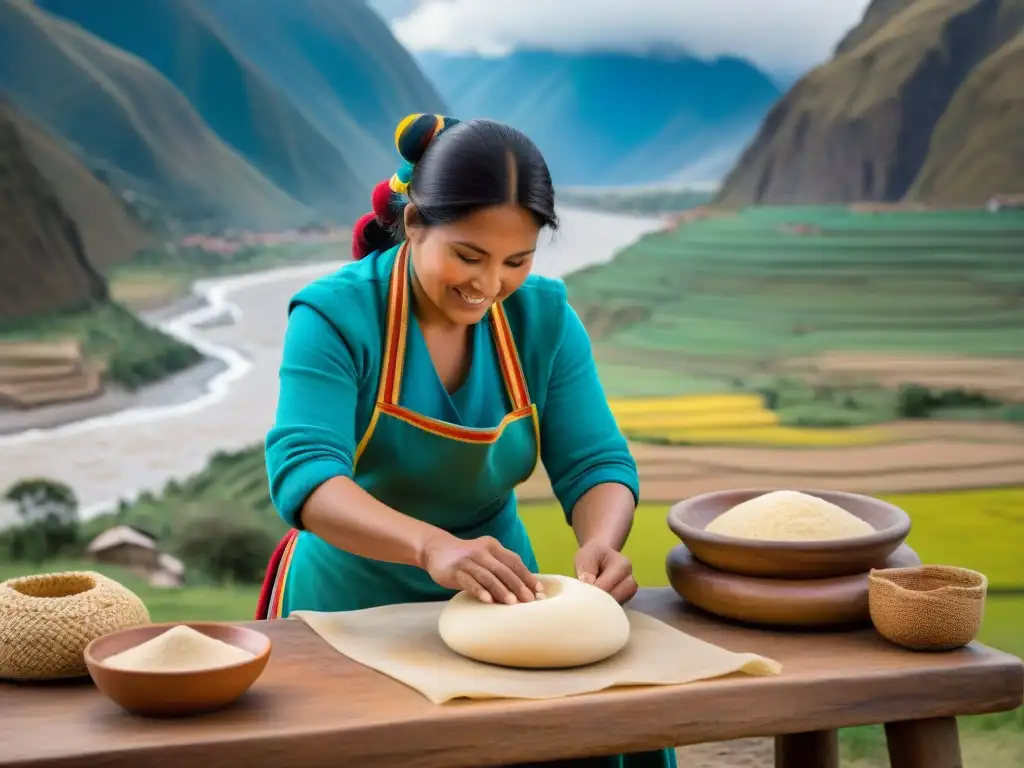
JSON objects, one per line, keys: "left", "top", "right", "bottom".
{"left": 9, "top": 110, "right": 152, "bottom": 272}
{"left": 0, "top": 104, "right": 107, "bottom": 322}
{"left": 905, "top": 28, "right": 1024, "bottom": 203}
{"left": 716, "top": 0, "right": 1024, "bottom": 207}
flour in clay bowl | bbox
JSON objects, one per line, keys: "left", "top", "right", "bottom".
{"left": 705, "top": 490, "right": 876, "bottom": 541}
{"left": 103, "top": 625, "right": 255, "bottom": 673}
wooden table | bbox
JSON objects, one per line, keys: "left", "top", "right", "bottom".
{"left": 2, "top": 588, "right": 1021, "bottom": 768}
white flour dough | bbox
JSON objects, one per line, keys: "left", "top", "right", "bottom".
{"left": 437, "top": 574, "right": 631, "bottom": 668}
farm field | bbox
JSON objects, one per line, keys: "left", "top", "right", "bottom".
{"left": 569, "top": 206, "right": 1024, "bottom": 409}
{"left": 608, "top": 393, "right": 896, "bottom": 445}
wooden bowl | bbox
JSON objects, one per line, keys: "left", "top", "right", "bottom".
{"left": 84, "top": 622, "right": 271, "bottom": 717}
{"left": 667, "top": 542, "right": 921, "bottom": 627}
{"left": 667, "top": 488, "right": 911, "bottom": 578}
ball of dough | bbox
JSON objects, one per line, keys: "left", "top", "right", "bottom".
{"left": 437, "top": 574, "right": 630, "bottom": 668}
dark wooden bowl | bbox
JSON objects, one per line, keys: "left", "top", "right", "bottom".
{"left": 667, "top": 488, "right": 911, "bottom": 578}
{"left": 84, "top": 622, "right": 271, "bottom": 717}
{"left": 667, "top": 542, "right": 922, "bottom": 627}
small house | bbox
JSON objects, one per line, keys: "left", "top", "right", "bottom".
{"left": 85, "top": 525, "right": 186, "bottom": 588}
{"left": 86, "top": 525, "right": 160, "bottom": 572}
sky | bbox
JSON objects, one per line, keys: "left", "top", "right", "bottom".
{"left": 379, "top": 0, "right": 875, "bottom": 75}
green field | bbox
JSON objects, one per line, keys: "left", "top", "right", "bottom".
{"left": 568, "top": 206, "right": 1024, "bottom": 413}
{"left": 0, "top": 302, "right": 201, "bottom": 391}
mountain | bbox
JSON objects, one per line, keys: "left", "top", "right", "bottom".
{"left": 9, "top": 110, "right": 152, "bottom": 272}
{"left": 716, "top": 0, "right": 1024, "bottom": 207}
{"left": 0, "top": 0, "right": 311, "bottom": 233}
{"left": 905, "top": 28, "right": 1024, "bottom": 204}
{"left": 416, "top": 50, "right": 781, "bottom": 187}
{"left": 37, "top": 0, "right": 447, "bottom": 220}
{"left": 0, "top": 103, "right": 107, "bottom": 322}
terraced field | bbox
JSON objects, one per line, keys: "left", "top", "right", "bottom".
{"left": 608, "top": 393, "right": 894, "bottom": 446}
{"left": 569, "top": 206, "right": 1024, "bottom": 402}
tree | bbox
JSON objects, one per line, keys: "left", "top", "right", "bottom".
{"left": 173, "top": 505, "right": 278, "bottom": 586}
{"left": 3, "top": 478, "right": 80, "bottom": 564}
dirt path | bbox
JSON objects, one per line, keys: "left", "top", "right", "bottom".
{"left": 518, "top": 421, "right": 1024, "bottom": 502}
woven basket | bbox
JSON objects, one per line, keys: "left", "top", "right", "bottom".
{"left": 0, "top": 571, "right": 151, "bottom": 681}
{"left": 868, "top": 565, "right": 986, "bottom": 651}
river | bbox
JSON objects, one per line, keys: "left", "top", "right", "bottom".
{"left": 0, "top": 209, "right": 662, "bottom": 524}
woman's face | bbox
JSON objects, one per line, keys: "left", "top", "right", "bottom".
{"left": 406, "top": 203, "right": 539, "bottom": 326}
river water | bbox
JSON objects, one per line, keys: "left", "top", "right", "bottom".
{"left": 0, "top": 209, "right": 662, "bottom": 523}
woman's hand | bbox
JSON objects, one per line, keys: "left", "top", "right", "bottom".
{"left": 421, "top": 532, "right": 543, "bottom": 605}
{"left": 574, "top": 542, "right": 638, "bottom": 604}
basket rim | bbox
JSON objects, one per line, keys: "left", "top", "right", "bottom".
{"left": 1, "top": 570, "right": 105, "bottom": 602}
{"left": 868, "top": 565, "right": 988, "bottom": 596}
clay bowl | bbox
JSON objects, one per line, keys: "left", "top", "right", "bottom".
{"left": 84, "top": 622, "right": 271, "bottom": 717}
{"left": 667, "top": 542, "right": 921, "bottom": 628}
{"left": 667, "top": 488, "right": 911, "bottom": 579}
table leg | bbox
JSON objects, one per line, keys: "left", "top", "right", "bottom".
{"left": 774, "top": 729, "right": 839, "bottom": 768}
{"left": 885, "top": 716, "right": 963, "bottom": 768}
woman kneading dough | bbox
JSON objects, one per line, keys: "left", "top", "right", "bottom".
{"left": 259, "top": 115, "right": 676, "bottom": 768}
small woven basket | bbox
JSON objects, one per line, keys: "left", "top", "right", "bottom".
{"left": 868, "top": 565, "right": 986, "bottom": 651}
{"left": 0, "top": 571, "right": 151, "bottom": 681}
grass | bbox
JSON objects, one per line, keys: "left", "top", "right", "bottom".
{"left": 0, "top": 557, "right": 258, "bottom": 622}
{"left": 569, "top": 207, "right": 1024, "bottom": 427}
{"left": 520, "top": 488, "right": 1024, "bottom": 596}
{"left": 0, "top": 301, "right": 201, "bottom": 391}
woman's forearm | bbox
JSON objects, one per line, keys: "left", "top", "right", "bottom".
{"left": 299, "top": 476, "right": 448, "bottom": 567}
{"left": 570, "top": 482, "right": 636, "bottom": 550}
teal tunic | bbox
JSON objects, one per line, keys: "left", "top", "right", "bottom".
{"left": 265, "top": 243, "right": 676, "bottom": 768}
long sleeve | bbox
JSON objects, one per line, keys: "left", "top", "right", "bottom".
{"left": 265, "top": 304, "right": 360, "bottom": 528}
{"left": 538, "top": 302, "right": 639, "bottom": 523}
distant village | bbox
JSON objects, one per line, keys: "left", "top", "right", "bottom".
{"left": 177, "top": 225, "right": 350, "bottom": 256}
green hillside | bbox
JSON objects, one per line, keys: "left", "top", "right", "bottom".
{"left": 35, "top": 0, "right": 448, "bottom": 222}
{"left": 0, "top": 0, "right": 310, "bottom": 233}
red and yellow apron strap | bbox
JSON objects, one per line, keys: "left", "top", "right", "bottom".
{"left": 354, "top": 241, "right": 539, "bottom": 459}
{"left": 255, "top": 528, "right": 299, "bottom": 620}
{"left": 490, "top": 303, "right": 531, "bottom": 411}
{"left": 377, "top": 242, "right": 410, "bottom": 407}
{"left": 376, "top": 241, "right": 531, "bottom": 411}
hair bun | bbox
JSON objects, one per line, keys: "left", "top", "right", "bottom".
{"left": 394, "top": 113, "right": 460, "bottom": 166}
{"left": 371, "top": 179, "right": 398, "bottom": 225}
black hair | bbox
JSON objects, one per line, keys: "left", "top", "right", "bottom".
{"left": 352, "top": 116, "right": 558, "bottom": 259}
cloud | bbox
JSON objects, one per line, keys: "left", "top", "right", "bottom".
{"left": 392, "top": 0, "right": 873, "bottom": 72}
